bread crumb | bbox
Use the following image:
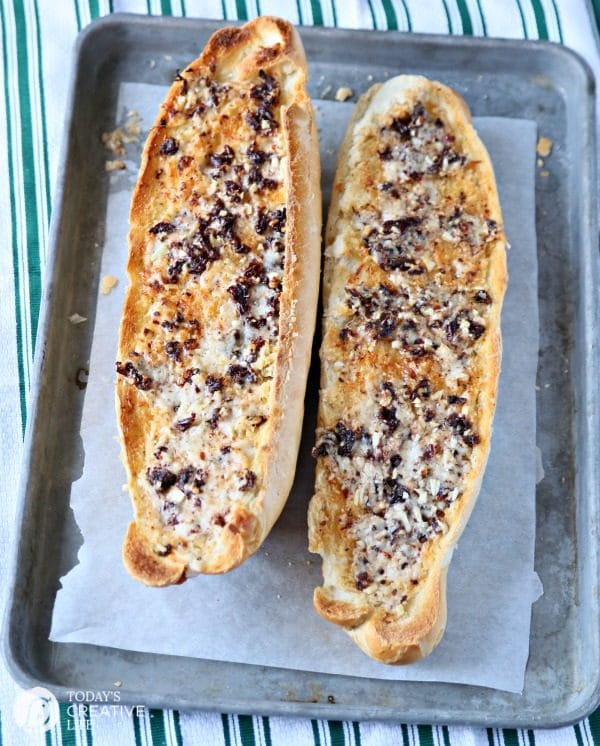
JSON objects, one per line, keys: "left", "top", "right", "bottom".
{"left": 536, "top": 158, "right": 543, "bottom": 168}
{"left": 101, "top": 111, "right": 142, "bottom": 156}
{"left": 540, "top": 170, "right": 549, "bottom": 178}
{"left": 321, "top": 85, "right": 332, "bottom": 97}
{"left": 114, "top": 680, "right": 122, "bottom": 688}
{"left": 335, "top": 86, "right": 353, "bottom": 102}
{"left": 68, "top": 313, "right": 87, "bottom": 324}
{"left": 536, "top": 136, "right": 553, "bottom": 158}
{"left": 105, "top": 160, "right": 126, "bottom": 172}
{"left": 367, "top": 74, "right": 373, "bottom": 81}
{"left": 100, "top": 275, "right": 119, "bottom": 295}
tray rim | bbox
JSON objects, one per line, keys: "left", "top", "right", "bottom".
{"left": 3, "top": 12, "right": 600, "bottom": 729}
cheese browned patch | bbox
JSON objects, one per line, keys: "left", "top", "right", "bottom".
{"left": 116, "top": 17, "right": 321, "bottom": 585}
{"left": 308, "top": 76, "right": 507, "bottom": 663}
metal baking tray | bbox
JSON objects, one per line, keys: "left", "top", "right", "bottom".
{"left": 3, "top": 14, "right": 599, "bottom": 728}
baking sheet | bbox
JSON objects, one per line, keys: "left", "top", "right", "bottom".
{"left": 49, "top": 81, "right": 541, "bottom": 694}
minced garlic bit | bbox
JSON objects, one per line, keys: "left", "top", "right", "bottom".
{"left": 68, "top": 313, "right": 87, "bottom": 324}
{"left": 335, "top": 86, "right": 353, "bottom": 102}
{"left": 536, "top": 136, "right": 552, "bottom": 158}
{"left": 105, "top": 160, "right": 126, "bottom": 172}
{"left": 100, "top": 275, "right": 119, "bottom": 295}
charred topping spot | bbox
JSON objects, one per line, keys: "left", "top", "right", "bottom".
{"left": 165, "top": 340, "right": 182, "bottom": 363}
{"left": 255, "top": 207, "right": 286, "bottom": 235}
{"left": 355, "top": 571, "right": 372, "bottom": 590}
{"left": 213, "top": 513, "right": 226, "bottom": 527}
{"left": 448, "top": 394, "right": 466, "bottom": 404}
{"left": 224, "top": 180, "right": 243, "bottom": 202}
{"left": 247, "top": 142, "right": 266, "bottom": 164}
{"left": 160, "top": 137, "right": 179, "bottom": 156}
{"left": 335, "top": 422, "right": 356, "bottom": 457}
{"left": 155, "top": 544, "right": 172, "bottom": 557}
{"left": 208, "top": 408, "right": 221, "bottom": 430}
{"left": 378, "top": 406, "right": 399, "bottom": 432}
{"left": 227, "top": 363, "right": 256, "bottom": 384}
{"left": 474, "top": 289, "right": 492, "bottom": 304}
{"left": 147, "top": 467, "right": 177, "bottom": 492}
{"left": 174, "top": 70, "right": 188, "bottom": 95}
{"left": 240, "top": 469, "right": 257, "bottom": 491}
{"left": 227, "top": 282, "right": 249, "bottom": 315}
{"left": 249, "top": 70, "right": 279, "bottom": 105}
{"left": 208, "top": 144, "right": 234, "bottom": 168}
{"left": 205, "top": 375, "right": 223, "bottom": 393}
{"left": 177, "top": 466, "right": 206, "bottom": 491}
{"left": 447, "top": 413, "right": 480, "bottom": 447}
{"left": 174, "top": 413, "right": 196, "bottom": 432}
{"left": 149, "top": 221, "right": 175, "bottom": 235}
{"left": 182, "top": 367, "right": 200, "bottom": 385}
{"left": 410, "top": 378, "right": 431, "bottom": 401}
{"left": 115, "top": 361, "right": 152, "bottom": 390}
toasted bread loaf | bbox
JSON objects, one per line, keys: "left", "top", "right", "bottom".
{"left": 116, "top": 17, "right": 321, "bottom": 585}
{"left": 308, "top": 76, "right": 507, "bottom": 663}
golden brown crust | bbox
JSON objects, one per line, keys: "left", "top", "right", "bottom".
{"left": 117, "top": 17, "right": 320, "bottom": 585}
{"left": 309, "top": 76, "right": 507, "bottom": 663}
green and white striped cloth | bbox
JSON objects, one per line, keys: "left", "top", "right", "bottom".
{"left": 1, "top": 1, "right": 600, "bottom": 744}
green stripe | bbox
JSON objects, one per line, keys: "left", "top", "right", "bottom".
{"left": 133, "top": 707, "right": 143, "bottom": 746}
{"left": 352, "top": 722, "right": 361, "bottom": 746}
{"left": 442, "top": 725, "right": 451, "bottom": 746}
{"left": 33, "top": 0, "right": 52, "bottom": 222}
{"left": 235, "top": 0, "right": 248, "bottom": 20}
{"left": 328, "top": 720, "right": 345, "bottom": 746}
{"left": 515, "top": 0, "right": 529, "bottom": 39}
{"left": 592, "top": 0, "right": 600, "bottom": 35}
{"left": 59, "top": 701, "right": 75, "bottom": 745}
{"left": 589, "top": 708, "right": 600, "bottom": 742}
{"left": 262, "top": 716, "right": 272, "bottom": 746}
{"left": 310, "top": 0, "right": 324, "bottom": 26}
{"left": 222, "top": 713, "right": 233, "bottom": 746}
{"left": 502, "top": 729, "right": 520, "bottom": 746}
{"left": 399, "top": 0, "right": 413, "bottom": 31}
{"left": 311, "top": 720, "right": 322, "bottom": 746}
{"left": 417, "top": 724, "right": 434, "bottom": 746}
{"left": 295, "top": 0, "right": 303, "bottom": 23}
{"left": 530, "top": 0, "right": 549, "bottom": 39}
{"left": 73, "top": 0, "right": 82, "bottom": 30}
{"left": 575, "top": 723, "right": 585, "bottom": 746}
{"left": 549, "top": 0, "right": 563, "bottom": 41}
{"left": 455, "top": 0, "right": 473, "bottom": 34}
{"left": 89, "top": 0, "right": 100, "bottom": 19}
{"left": 440, "top": 0, "right": 453, "bottom": 32}
{"left": 401, "top": 724, "right": 410, "bottom": 745}
{"left": 149, "top": 708, "right": 168, "bottom": 746}
{"left": 15, "top": 0, "right": 43, "bottom": 358}
{"left": 330, "top": 0, "right": 337, "bottom": 26}
{"left": 238, "top": 715, "right": 256, "bottom": 746}
{"left": 173, "top": 710, "right": 183, "bottom": 745}
{"left": 160, "top": 0, "right": 172, "bottom": 14}
{"left": 380, "top": 0, "right": 398, "bottom": 30}
{"left": 365, "top": 0, "right": 377, "bottom": 28}
{"left": 146, "top": 0, "right": 152, "bottom": 16}
{"left": 475, "top": 0, "right": 487, "bottom": 34}
{"left": 221, "top": 0, "right": 227, "bottom": 20}
{"left": 1, "top": 0, "right": 28, "bottom": 432}
{"left": 486, "top": 728, "right": 495, "bottom": 746}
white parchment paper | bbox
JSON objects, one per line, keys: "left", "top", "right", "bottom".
{"left": 50, "top": 83, "right": 542, "bottom": 694}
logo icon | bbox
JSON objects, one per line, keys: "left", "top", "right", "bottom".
{"left": 13, "top": 687, "right": 59, "bottom": 732}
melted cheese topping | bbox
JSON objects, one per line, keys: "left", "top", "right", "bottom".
{"left": 314, "top": 88, "right": 501, "bottom": 612}
{"left": 117, "top": 69, "right": 289, "bottom": 569}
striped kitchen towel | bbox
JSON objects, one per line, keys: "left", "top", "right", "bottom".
{"left": 1, "top": 1, "right": 599, "bottom": 745}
